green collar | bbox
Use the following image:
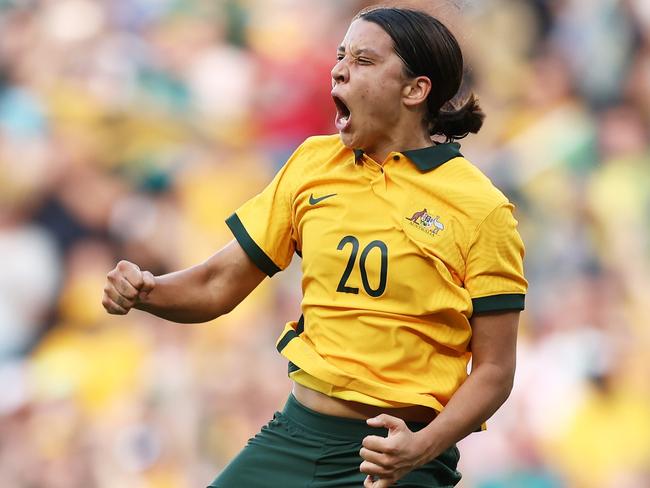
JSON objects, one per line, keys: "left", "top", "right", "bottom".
{"left": 353, "top": 142, "right": 462, "bottom": 172}
{"left": 402, "top": 142, "right": 463, "bottom": 171}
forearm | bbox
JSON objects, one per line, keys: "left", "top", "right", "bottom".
{"left": 134, "top": 262, "right": 223, "bottom": 323}
{"left": 131, "top": 240, "right": 266, "bottom": 323}
{"left": 418, "top": 362, "right": 514, "bottom": 461}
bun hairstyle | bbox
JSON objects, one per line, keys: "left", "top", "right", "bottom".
{"left": 357, "top": 7, "right": 485, "bottom": 141}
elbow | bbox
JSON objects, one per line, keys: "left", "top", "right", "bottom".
{"left": 185, "top": 306, "right": 229, "bottom": 324}
{"left": 475, "top": 361, "right": 516, "bottom": 405}
{"left": 502, "top": 374, "right": 515, "bottom": 403}
{"left": 195, "top": 296, "right": 234, "bottom": 322}
{"left": 206, "top": 289, "right": 242, "bottom": 321}
{"left": 212, "top": 302, "right": 237, "bottom": 319}
{"left": 499, "top": 365, "right": 516, "bottom": 403}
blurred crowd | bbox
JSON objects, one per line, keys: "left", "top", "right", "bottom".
{"left": 1, "top": 0, "right": 649, "bottom": 487}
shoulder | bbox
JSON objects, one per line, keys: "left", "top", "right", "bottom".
{"left": 285, "top": 134, "right": 351, "bottom": 171}
{"left": 438, "top": 155, "right": 512, "bottom": 222}
{"left": 297, "top": 134, "right": 348, "bottom": 157}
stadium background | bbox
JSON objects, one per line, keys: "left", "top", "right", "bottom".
{"left": 1, "top": 0, "right": 649, "bottom": 486}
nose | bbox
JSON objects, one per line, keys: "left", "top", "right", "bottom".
{"left": 331, "top": 58, "right": 348, "bottom": 85}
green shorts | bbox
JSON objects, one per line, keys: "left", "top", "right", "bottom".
{"left": 208, "top": 394, "right": 461, "bottom": 488}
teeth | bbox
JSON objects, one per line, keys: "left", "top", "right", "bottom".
{"left": 340, "top": 115, "right": 349, "bottom": 123}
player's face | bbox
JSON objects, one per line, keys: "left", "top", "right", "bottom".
{"left": 331, "top": 19, "right": 411, "bottom": 155}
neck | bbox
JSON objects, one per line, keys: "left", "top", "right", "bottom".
{"left": 364, "top": 122, "right": 432, "bottom": 164}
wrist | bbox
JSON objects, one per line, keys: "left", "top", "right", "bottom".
{"left": 415, "top": 424, "right": 446, "bottom": 463}
{"left": 134, "top": 280, "right": 156, "bottom": 310}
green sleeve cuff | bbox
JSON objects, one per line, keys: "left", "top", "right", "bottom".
{"left": 225, "top": 213, "right": 281, "bottom": 277}
{"left": 472, "top": 294, "right": 525, "bottom": 314}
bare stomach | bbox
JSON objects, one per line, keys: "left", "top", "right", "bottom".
{"left": 292, "top": 381, "right": 438, "bottom": 424}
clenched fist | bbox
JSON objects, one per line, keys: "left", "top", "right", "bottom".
{"left": 102, "top": 260, "right": 155, "bottom": 314}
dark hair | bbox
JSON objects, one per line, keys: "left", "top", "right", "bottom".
{"left": 357, "top": 7, "right": 484, "bottom": 141}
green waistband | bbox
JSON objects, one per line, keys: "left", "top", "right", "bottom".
{"left": 282, "top": 394, "right": 429, "bottom": 440}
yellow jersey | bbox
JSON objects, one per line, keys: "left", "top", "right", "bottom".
{"left": 226, "top": 135, "right": 527, "bottom": 411}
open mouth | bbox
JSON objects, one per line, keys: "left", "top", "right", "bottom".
{"left": 332, "top": 94, "right": 351, "bottom": 132}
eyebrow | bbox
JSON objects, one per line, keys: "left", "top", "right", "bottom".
{"left": 337, "top": 46, "right": 381, "bottom": 58}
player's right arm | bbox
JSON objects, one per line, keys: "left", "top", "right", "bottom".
{"left": 102, "top": 239, "right": 266, "bottom": 323}
{"left": 106, "top": 138, "right": 309, "bottom": 323}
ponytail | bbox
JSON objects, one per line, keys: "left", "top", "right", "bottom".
{"left": 429, "top": 94, "right": 485, "bottom": 141}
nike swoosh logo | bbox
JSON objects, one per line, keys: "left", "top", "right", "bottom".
{"left": 309, "top": 193, "right": 337, "bottom": 205}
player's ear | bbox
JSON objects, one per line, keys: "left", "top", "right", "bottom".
{"left": 402, "top": 76, "right": 431, "bottom": 108}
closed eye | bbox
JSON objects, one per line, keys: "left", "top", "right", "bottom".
{"left": 335, "top": 54, "right": 372, "bottom": 65}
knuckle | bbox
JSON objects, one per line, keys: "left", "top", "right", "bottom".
{"left": 123, "top": 290, "right": 137, "bottom": 300}
{"left": 129, "top": 271, "right": 144, "bottom": 286}
{"left": 143, "top": 271, "right": 155, "bottom": 287}
{"left": 117, "top": 260, "right": 137, "bottom": 273}
{"left": 362, "top": 437, "right": 371, "bottom": 448}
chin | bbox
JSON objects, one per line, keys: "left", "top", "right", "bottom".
{"left": 338, "top": 130, "right": 359, "bottom": 150}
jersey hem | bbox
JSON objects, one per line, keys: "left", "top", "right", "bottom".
{"left": 472, "top": 293, "right": 525, "bottom": 314}
{"left": 275, "top": 322, "right": 448, "bottom": 412}
{"left": 225, "top": 213, "right": 281, "bottom": 277}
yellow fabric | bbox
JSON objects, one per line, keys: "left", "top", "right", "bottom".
{"left": 31, "top": 323, "right": 147, "bottom": 416}
{"left": 551, "top": 388, "right": 650, "bottom": 488}
{"left": 291, "top": 369, "right": 415, "bottom": 407}
{"left": 230, "top": 135, "right": 527, "bottom": 410}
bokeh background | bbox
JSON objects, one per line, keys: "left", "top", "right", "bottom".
{"left": 1, "top": 0, "right": 650, "bottom": 487}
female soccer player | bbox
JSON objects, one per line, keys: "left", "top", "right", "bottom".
{"left": 103, "top": 7, "right": 527, "bottom": 488}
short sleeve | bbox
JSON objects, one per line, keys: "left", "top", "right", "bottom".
{"left": 464, "top": 203, "right": 528, "bottom": 314}
{"left": 225, "top": 144, "right": 303, "bottom": 276}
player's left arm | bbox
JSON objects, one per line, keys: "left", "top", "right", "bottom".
{"left": 360, "top": 310, "right": 519, "bottom": 487}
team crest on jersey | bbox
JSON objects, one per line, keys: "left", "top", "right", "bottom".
{"left": 406, "top": 208, "right": 445, "bottom": 236}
